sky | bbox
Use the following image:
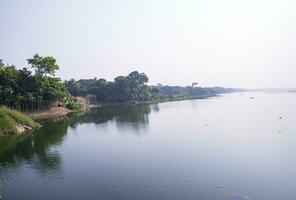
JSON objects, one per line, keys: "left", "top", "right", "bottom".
{"left": 0, "top": 0, "right": 295, "bottom": 88}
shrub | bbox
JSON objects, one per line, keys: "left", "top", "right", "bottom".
{"left": 66, "top": 102, "right": 83, "bottom": 111}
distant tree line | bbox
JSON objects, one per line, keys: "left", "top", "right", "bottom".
{"left": 0, "top": 54, "right": 68, "bottom": 111}
{"left": 64, "top": 74, "right": 243, "bottom": 103}
{"left": 64, "top": 71, "right": 158, "bottom": 103}
{"left": 1, "top": 54, "right": 243, "bottom": 110}
{"left": 153, "top": 85, "right": 243, "bottom": 97}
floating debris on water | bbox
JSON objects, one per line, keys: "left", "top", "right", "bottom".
{"left": 227, "top": 191, "right": 251, "bottom": 200}
{"left": 228, "top": 192, "right": 250, "bottom": 200}
{"left": 217, "top": 185, "right": 222, "bottom": 189}
{"left": 279, "top": 116, "right": 282, "bottom": 119}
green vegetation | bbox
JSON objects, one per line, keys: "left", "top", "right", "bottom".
{"left": 1, "top": 54, "right": 242, "bottom": 118}
{"left": 2, "top": 107, "right": 37, "bottom": 127}
{"left": 0, "top": 107, "right": 39, "bottom": 135}
{"left": 151, "top": 85, "right": 244, "bottom": 102}
{"left": 64, "top": 74, "right": 243, "bottom": 104}
{"left": 0, "top": 54, "right": 243, "bottom": 137}
{"left": 0, "top": 54, "right": 69, "bottom": 111}
{"left": 0, "top": 109, "right": 16, "bottom": 134}
{"left": 66, "top": 102, "right": 83, "bottom": 111}
{"left": 0, "top": 54, "right": 242, "bottom": 110}
{"left": 64, "top": 71, "right": 156, "bottom": 103}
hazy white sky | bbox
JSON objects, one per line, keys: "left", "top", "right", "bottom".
{"left": 0, "top": 0, "right": 295, "bottom": 88}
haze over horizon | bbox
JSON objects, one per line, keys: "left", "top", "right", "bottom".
{"left": 1, "top": 0, "right": 295, "bottom": 88}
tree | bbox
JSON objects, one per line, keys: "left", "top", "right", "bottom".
{"left": 27, "top": 54, "right": 59, "bottom": 77}
{"left": 0, "top": 55, "right": 68, "bottom": 111}
{"left": 0, "top": 59, "right": 4, "bottom": 70}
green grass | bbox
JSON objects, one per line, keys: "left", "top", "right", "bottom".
{"left": 0, "top": 107, "right": 38, "bottom": 135}
{"left": 0, "top": 109, "right": 17, "bottom": 135}
{"left": 66, "top": 102, "right": 83, "bottom": 111}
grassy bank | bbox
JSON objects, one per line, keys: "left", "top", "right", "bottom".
{"left": 0, "top": 107, "right": 39, "bottom": 135}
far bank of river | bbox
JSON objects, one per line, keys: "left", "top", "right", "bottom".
{"left": 0, "top": 93, "right": 220, "bottom": 136}
{"left": 27, "top": 94, "right": 218, "bottom": 120}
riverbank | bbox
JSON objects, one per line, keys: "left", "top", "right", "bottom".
{"left": 27, "top": 97, "right": 88, "bottom": 120}
{"left": 149, "top": 93, "right": 218, "bottom": 104}
{"left": 0, "top": 97, "right": 91, "bottom": 136}
{"left": 0, "top": 99, "right": 87, "bottom": 135}
{"left": 22, "top": 94, "right": 217, "bottom": 121}
{"left": 26, "top": 106, "right": 75, "bottom": 120}
{"left": 94, "top": 93, "right": 218, "bottom": 107}
{"left": 0, "top": 107, "right": 39, "bottom": 135}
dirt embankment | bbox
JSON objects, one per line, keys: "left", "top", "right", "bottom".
{"left": 27, "top": 97, "right": 88, "bottom": 120}
{"left": 27, "top": 106, "right": 74, "bottom": 120}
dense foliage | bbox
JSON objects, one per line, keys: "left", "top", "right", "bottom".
{"left": 64, "top": 71, "right": 157, "bottom": 103}
{"left": 64, "top": 72, "right": 243, "bottom": 103}
{"left": 0, "top": 54, "right": 69, "bottom": 111}
{"left": 1, "top": 54, "right": 243, "bottom": 110}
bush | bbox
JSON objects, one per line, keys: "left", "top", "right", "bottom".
{"left": 66, "top": 102, "right": 83, "bottom": 111}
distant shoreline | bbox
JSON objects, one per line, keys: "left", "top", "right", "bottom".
{"left": 25, "top": 94, "right": 217, "bottom": 120}
{"left": 87, "top": 93, "right": 218, "bottom": 108}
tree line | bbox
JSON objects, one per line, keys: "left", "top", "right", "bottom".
{"left": 64, "top": 76, "right": 243, "bottom": 104}
{"left": 1, "top": 54, "right": 243, "bottom": 110}
{"left": 0, "top": 54, "right": 158, "bottom": 110}
{"left": 0, "top": 54, "right": 68, "bottom": 111}
{"left": 64, "top": 71, "right": 158, "bottom": 103}
{"left": 154, "top": 85, "right": 243, "bottom": 97}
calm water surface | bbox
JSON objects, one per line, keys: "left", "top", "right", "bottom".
{"left": 0, "top": 92, "right": 296, "bottom": 200}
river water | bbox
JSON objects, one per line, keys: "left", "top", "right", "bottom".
{"left": 0, "top": 92, "right": 295, "bottom": 200}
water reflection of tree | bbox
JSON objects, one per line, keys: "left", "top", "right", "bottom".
{"left": 71, "top": 104, "right": 157, "bottom": 132}
{"left": 0, "top": 119, "right": 70, "bottom": 174}
{"left": 0, "top": 104, "right": 158, "bottom": 172}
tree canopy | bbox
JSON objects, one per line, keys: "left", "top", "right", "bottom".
{"left": 0, "top": 55, "right": 242, "bottom": 111}
{"left": 27, "top": 54, "right": 59, "bottom": 77}
{"left": 0, "top": 55, "right": 68, "bottom": 111}
{"left": 64, "top": 71, "right": 155, "bottom": 103}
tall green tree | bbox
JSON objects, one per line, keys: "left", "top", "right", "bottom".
{"left": 0, "top": 55, "right": 68, "bottom": 111}
{"left": 27, "top": 54, "right": 59, "bottom": 77}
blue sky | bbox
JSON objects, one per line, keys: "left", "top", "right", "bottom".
{"left": 1, "top": 0, "right": 295, "bottom": 88}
